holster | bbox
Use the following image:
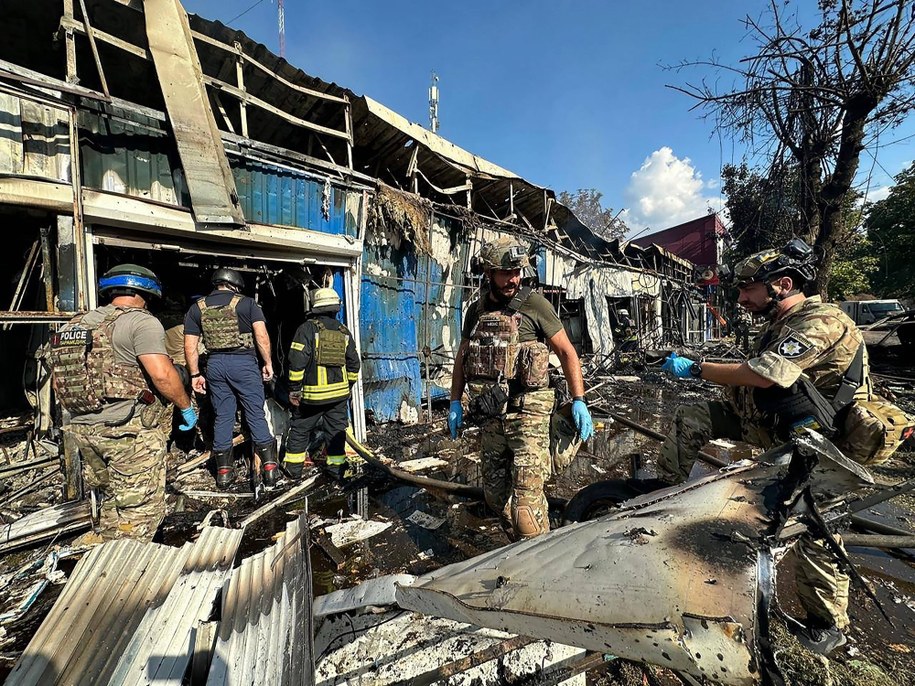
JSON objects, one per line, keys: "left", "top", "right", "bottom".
{"left": 469, "top": 381, "right": 509, "bottom": 419}
{"left": 754, "top": 376, "right": 838, "bottom": 439}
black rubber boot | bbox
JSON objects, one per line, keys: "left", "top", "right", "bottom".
{"left": 284, "top": 461, "right": 304, "bottom": 481}
{"left": 257, "top": 441, "right": 280, "bottom": 490}
{"left": 213, "top": 449, "right": 235, "bottom": 490}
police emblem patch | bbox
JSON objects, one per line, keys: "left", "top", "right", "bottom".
{"left": 777, "top": 336, "right": 810, "bottom": 358}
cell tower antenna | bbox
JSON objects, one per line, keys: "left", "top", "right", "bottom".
{"left": 278, "top": 0, "right": 286, "bottom": 58}
{"left": 428, "top": 71, "right": 440, "bottom": 133}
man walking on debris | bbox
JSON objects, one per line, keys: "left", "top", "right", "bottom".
{"left": 658, "top": 238, "right": 908, "bottom": 656}
{"left": 449, "top": 236, "right": 594, "bottom": 540}
{"left": 184, "top": 268, "right": 278, "bottom": 491}
{"left": 732, "top": 303, "right": 752, "bottom": 353}
{"left": 285, "top": 287, "right": 360, "bottom": 480}
{"left": 49, "top": 264, "right": 197, "bottom": 542}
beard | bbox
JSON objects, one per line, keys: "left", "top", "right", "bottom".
{"left": 489, "top": 281, "right": 517, "bottom": 305}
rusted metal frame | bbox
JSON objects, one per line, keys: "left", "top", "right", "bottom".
{"left": 192, "top": 30, "right": 348, "bottom": 105}
{"left": 203, "top": 76, "right": 351, "bottom": 141}
{"left": 422, "top": 211, "right": 434, "bottom": 421}
{"left": 212, "top": 91, "right": 236, "bottom": 134}
{"left": 233, "top": 42, "right": 248, "bottom": 138}
{"left": 62, "top": 0, "right": 78, "bottom": 84}
{"left": 39, "top": 226, "right": 55, "bottom": 312}
{"left": 2, "top": 240, "right": 40, "bottom": 332}
{"left": 238, "top": 474, "right": 319, "bottom": 529}
{"left": 76, "top": 0, "right": 110, "bottom": 97}
{"left": 68, "top": 105, "right": 88, "bottom": 311}
{"left": 344, "top": 96, "right": 354, "bottom": 169}
{"left": 59, "top": 15, "right": 148, "bottom": 60}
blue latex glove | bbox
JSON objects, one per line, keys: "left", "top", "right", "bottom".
{"left": 661, "top": 352, "right": 696, "bottom": 379}
{"left": 448, "top": 400, "right": 463, "bottom": 439}
{"left": 178, "top": 406, "right": 198, "bottom": 431}
{"left": 571, "top": 399, "right": 594, "bottom": 442}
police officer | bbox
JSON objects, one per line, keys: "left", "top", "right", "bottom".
{"left": 184, "top": 268, "right": 278, "bottom": 490}
{"left": 285, "top": 287, "right": 360, "bottom": 480}
{"left": 449, "top": 236, "right": 594, "bottom": 540}
{"left": 49, "top": 264, "right": 197, "bottom": 542}
{"left": 658, "top": 238, "right": 868, "bottom": 655}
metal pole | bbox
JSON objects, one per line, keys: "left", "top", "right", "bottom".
{"left": 423, "top": 212, "right": 434, "bottom": 422}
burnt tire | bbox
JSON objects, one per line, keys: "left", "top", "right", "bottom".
{"left": 561, "top": 479, "right": 642, "bottom": 525}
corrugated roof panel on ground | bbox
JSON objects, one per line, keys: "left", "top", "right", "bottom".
{"left": 207, "top": 514, "right": 311, "bottom": 686}
{"left": 6, "top": 527, "right": 241, "bottom": 686}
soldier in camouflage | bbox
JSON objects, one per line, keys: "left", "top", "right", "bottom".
{"left": 658, "top": 238, "right": 868, "bottom": 656}
{"left": 449, "top": 236, "right": 594, "bottom": 540}
{"left": 49, "top": 265, "right": 197, "bottom": 542}
{"left": 732, "top": 304, "right": 752, "bottom": 352}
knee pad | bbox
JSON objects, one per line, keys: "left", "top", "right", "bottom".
{"left": 512, "top": 504, "right": 548, "bottom": 539}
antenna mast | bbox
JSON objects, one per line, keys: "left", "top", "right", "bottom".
{"left": 428, "top": 72, "right": 439, "bottom": 133}
{"left": 278, "top": 0, "right": 286, "bottom": 58}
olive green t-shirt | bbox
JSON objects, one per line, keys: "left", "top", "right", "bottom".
{"left": 69, "top": 305, "right": 168, "bottom": 425}
{"left": 461, "top": 291, "right": 564, "bottom": 343}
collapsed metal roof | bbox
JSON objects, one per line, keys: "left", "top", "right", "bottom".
{"left": 7, "top": 526, "right": 242, "bottom": 686}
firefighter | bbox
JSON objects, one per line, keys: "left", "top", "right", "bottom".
{"left": 184, "top": 268, "right": 278, "bottom": 490}
{"left": 449, "top": 236, "right": 593, "bottom": 540}
{"left": 615, "top": 308, "right": 639, "bottom": 352}
{"left": 659, "top": 238, "right": 882, "bottom": 655}
{"left": 49, "top": 264, "right": 196, "bottom": 542}
{"left": 732, "top": 303, "right": 753, "bottom": 352}
{"left": 285, "top": 287, "right": 360, "bottom": 480}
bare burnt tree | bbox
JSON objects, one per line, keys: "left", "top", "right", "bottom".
{"left": 672, "top": 0, "right": 915, "bottom": 294}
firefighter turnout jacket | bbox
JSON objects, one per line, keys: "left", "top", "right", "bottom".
{"left": 287, "top": 315, "right": 360, "bottom": 404}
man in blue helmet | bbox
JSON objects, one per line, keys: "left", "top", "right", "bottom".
{"left": 49, "top": 264, "right": 197, "bottom": 542}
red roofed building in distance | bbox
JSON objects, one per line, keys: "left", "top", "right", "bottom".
{"left": 632, "top": 213, "right": 727, "bottom": 282}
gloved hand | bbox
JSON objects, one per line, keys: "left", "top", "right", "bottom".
{"left": 572, "top": 399, "right": 594, "bottom": 442}
{"left": 448, "top": 400, "right": 463, "bottom": 439}
{"left": 178, "top": 406, "right": 198, "bottom": 431}
{"left": 661, "top": 352, "right": 695, "bottom": 379}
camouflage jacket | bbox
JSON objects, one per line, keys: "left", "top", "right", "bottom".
{"left": 728, "top": 296, "right": 871, "bottom": 422}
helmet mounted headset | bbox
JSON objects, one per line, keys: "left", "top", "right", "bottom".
{"left": 728, "top": 237, "right": 817, "bottom": 315}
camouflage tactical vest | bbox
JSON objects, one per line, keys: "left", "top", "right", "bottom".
{"left": 49, "top": 307, "right": 149, "bottom": 415}
{"left": 314, "top": 319, "right": 349, "bottom": 368}
{"left": 464, "top": 289, "right": 550, "bottom": 390}
{"left": 198, "top": 294, "right": 254, "bottom": 351}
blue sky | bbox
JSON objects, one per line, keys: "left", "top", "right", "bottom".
{"left": 184, "top": 0, "right": 915, "bottom": 236}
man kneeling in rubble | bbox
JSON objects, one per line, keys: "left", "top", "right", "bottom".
{"left": 659, "top": 238, "right": 913, "bottom": 656}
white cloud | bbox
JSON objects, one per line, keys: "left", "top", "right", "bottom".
{"left": 862, "top": 185, "right": 891, "bottom": 203}
{"left": 620, "top": 147, "right": 723, "bottom": 236}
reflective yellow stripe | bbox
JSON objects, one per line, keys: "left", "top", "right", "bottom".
{"left": 326, "top": 454, "right": 347, "bottom": 465}
{"left": 300, "top": 380, "right": 350, "bottom": 401}
{"left": 347, "top": 371, "right": 359, "bottom": 382}
{"left": 288, "top": 369, "right": 305, "bottom": 381}
{"left": 284, "top": 451, "right": 309, "bottom": 464}
{"left": 317, "top": 365, "right": 328, "bottom": 386}
{"left": 290, "top": 342, "right": 305, "bottom": 351}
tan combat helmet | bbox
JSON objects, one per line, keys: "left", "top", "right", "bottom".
{"left": 311, "top": 287, "right": 342, "bottom": 313}
{"left": 732, "top": 238, "right": 817, "bottom": 288}
{"left": 478, "top": 236, "right": 531, "bottom": 270}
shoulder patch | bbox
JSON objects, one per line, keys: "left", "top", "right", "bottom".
{"left": 777, "top": 335, "right": 811, "bottom": 359}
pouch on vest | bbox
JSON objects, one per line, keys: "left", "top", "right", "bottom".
{"left": 516, "top": 341, "right": 550, "bottom": 389}
{"left": 836, "top": 398, "right": 915, "bottom": 465}
{"left": 468, "top": 379, "right": 509, "bottom": 419}
{"left": 464, "top": 313, "right": 520, "bottom": 381}
{"left": 315, "top": 321, "right": 348, "bottom": 368}
{"left": 753, "top": 376, "right": 838, "bottom": 440}
{"left": 49, "top": 325, "right": 103, "bottom": 414}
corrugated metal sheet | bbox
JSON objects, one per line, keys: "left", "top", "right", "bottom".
{"left": 0, "top": 92, "right": 70, "bottom": 182}
{"left": 0, "top": 501, "right": 91, "bottom": 555}
{"left": 7, "top": 527, "right": 241, "bottom": 686}
{"left": 207, "top": 514, "right": 312, "bottom": 686}
{"left": 232, "top": 160, "right": 359, "bottom": 236}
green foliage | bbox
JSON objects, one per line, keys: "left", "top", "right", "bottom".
{"left": 558, "top": 188, "right": 628, "bottom": 242}
{"left": 827, "top": 235, "right": 879, "bottom": 301}
{"left": 865, "top": 162, "right": 915, "bottom": 298}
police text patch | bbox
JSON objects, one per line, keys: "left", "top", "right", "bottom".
{"left": 52, "top": 328, "right": 90, "bottom": 348}
{"left": 777, "top": 335, "right": 810, "bottom": 358}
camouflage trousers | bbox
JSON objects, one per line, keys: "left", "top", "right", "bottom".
{"left": 659, "top": 400, "right": 850, "bottom": 628}
{"left": 479, "top": 389, "right": 554, "bottom": 540}
{"left": 66, "top": 414, "right": 168, "bottom": 542}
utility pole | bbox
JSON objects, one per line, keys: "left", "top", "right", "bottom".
{"left": 428, "top": 71, "right": 439, "bottom": 133}
{"left": 278, "top": 0, "right": 286, "bottom": 58}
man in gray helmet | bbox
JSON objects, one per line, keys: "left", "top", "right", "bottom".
{"left": 184, "top": 267, "right": 277, "bottom": 491}
{"left": 449, "top": 236, "right": 593, "bottom": 541}
{"left": 49, "top": 264, "right": 196, "bottom": 542}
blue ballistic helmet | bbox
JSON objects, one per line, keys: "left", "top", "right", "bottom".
{"left": 98, "top": 264, "right": 163, "bottom": 299}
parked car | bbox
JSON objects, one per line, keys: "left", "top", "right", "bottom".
{"left": 840, "top": 299, "right": 905, "bottom": 325}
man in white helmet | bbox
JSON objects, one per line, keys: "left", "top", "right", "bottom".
{"left": 285, "top": 287, "right": 360, "bottom": 480}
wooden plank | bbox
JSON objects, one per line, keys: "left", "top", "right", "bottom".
{"left": 59, "top": 15, "right": 149, "bottom": 60}
{"left": 78, "top": 0, "right": 110, "bottom": 97}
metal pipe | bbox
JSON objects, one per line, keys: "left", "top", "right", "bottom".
{"left": 841, "top": 533, "right": 915, "bottom": 549}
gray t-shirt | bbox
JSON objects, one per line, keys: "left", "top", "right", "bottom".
{"left": 70, "top": 305, "right": 169, "bottom": 425}
{"left": 461, "top": 291, "right": 564, "bottom": 343}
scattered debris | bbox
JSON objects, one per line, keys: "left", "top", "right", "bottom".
{"left": 405, "top": 510, "right": 445, "bottom": 530}
{"left": 324, "top": 517, "right": 393, "bottom": 548}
